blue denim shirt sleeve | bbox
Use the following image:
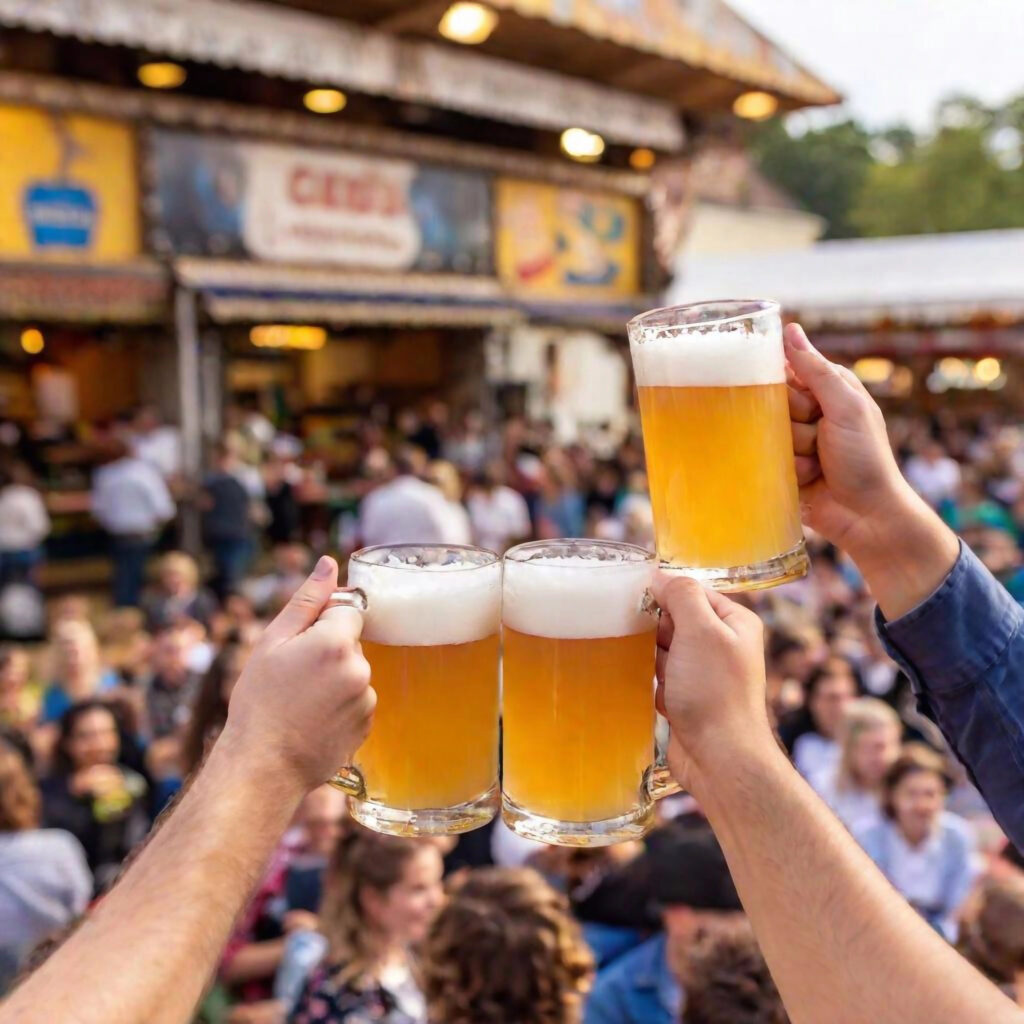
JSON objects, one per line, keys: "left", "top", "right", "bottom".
{"left": 875, "top": 541, "right": 1024, "bottom": 850}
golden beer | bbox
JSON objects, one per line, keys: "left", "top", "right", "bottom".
{"left": 501, "top": 540, "right": 673, "bottom": 847}
{"left": 628, "top": 300, "right": 809, "bottom": 591}
{"left": 338, "top": 544, "right": 501, "bottom": 837}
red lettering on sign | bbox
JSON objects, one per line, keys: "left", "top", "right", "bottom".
{"left": 285, "top": 165, "right": 407, "bottom": 216}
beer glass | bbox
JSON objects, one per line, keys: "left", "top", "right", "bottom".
{"left": 627, "top": 299, "right": 809, "bottom": 591}
{"left": 329, "top": 544, "right": 501, "bottom": 836}
{"left": 501, "top": 539, "right": 677, "bottom": 846}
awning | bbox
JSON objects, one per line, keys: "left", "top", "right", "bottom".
{"left": 0, "top": 259, "right": 169, "bottom": 323}
{"left": 0, "top": 0, "right": 685, "bottom": 151}
{"left": 669, "top": 229, "right": 1024, "bottom": 330}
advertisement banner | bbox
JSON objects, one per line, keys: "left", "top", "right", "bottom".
{"left": 0, "top": 103, "right": 140, "bottom": 261}
{"left": 151, "top": 130, "right": 493, "bottom": 274}
{"left": 495, "top": 178, "right": 640, "bottom": 300}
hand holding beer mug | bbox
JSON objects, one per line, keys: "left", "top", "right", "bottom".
{"left": 329, "top": 544, "right": 501, "bottom": 836}
{"left": 628, "top": 299, "right": 809, "bottom": 590}
{"left": 501, "top": 540, "right": 678, "bottom": 846}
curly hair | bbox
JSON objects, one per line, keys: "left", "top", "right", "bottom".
{"left": 681, "top": 922, "right": 788, "bottom": 1024}
{"left": 422, "top": 867, "right": 594, "bottom": 1024}
{"left": 318, "top": 827, "right": 425, "bottom": 985}
{"left": 0, "top": 741, "right": 40, "bottom": 831}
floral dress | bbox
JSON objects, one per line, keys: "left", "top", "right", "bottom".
{"left": 289, "top": 962, "right": 421, "bottom": 1024}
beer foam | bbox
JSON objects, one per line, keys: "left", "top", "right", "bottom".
{"left": 502, "top": 556, "right": 655, "bottom": 639}
{"left": 348, "top": 558, "right": 501, "bottom": 646}
{"left": 630, "top": 320, "right": 785, "bottom": 388}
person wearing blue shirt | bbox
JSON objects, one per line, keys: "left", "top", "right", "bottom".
{"left": 584, "top": 824, "right": 742, "bottom": 1024}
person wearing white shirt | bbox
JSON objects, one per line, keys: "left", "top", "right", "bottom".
{"left": 0, "top": 463, "right": 50, "bottom": 587}
{"left": 130, "top": 406, "right": 182, "bottom": 482}
{"left": 359, "top": 450, "right": 467, "bottom": 548}
{"left": 857, "top": 746, "right": 978, "bottom": 941}
{"left": 904, "top": 441, "right": 962, "bottom": 508}
{"left": 91, "top": 441, "right": 176, "bottom": 608}
{"left": 466, "top": 463, "right": 531, "bottom": 554}
{"left": 818, "top": 698, "right": 902, "bottom": 834}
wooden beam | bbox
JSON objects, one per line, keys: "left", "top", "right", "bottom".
{"left": 674, "top": 74, "right": 742, "bottom": 111}
{"left": 373, "top": 0, "right": 449, "bottom": 34}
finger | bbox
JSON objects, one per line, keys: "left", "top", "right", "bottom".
{"left": 261, "top": 555, "right": 338, "bottom": 646}
{"left": 783, "top": 323, "right": 861, "bottom": 420}
{"left": 701, "top": 587, "right": 760, "bottom": 637}
{"left": 786, "top": 378, "right": 821, "bottom": 425}
{"left": 650, "top": 574, "right": 722, "bottom": 638}
{"left": 655, "top": 680, "right": 667, "bottom": 718}
{"left": 795, "top": 454, "right": 822, "bottom": 487}
{"left": 791, "top": 420, "right": 818, "bottom": 457}
{"left": 657, "top": 607, "right": 675, "bottom": 650}
{"left": 656, "top": 647, "right": 668, "bottom": 685}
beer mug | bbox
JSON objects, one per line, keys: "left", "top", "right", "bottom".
{"left": 328, "top": 544, "right": 501, "bottom": 836}
{"left": 627, "top": 299, "right": 809, "bottom": 591}
{"left": 501, "top": 539, "right": 678, "bottom": 846}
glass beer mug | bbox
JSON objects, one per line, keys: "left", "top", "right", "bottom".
{"left": 627, "top": 298, "right": 809, "bottom": 591}
{"left": 500, "top": 539, "right": 678, "bottom": 846}
{"left": 328, "top": 544, "right": 501, "bottom": 836}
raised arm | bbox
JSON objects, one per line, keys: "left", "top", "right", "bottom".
{"left": 653, "top": 574, "right": 1022, "bottom": 1024}
{"left": 1, "top": 557, "right": 374, "bottom": 1024}
{"left": 784, "top": 323, "right": 1024, "bottom": 849}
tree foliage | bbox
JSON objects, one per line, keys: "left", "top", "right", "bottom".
{"left": 750, "top": 93, "right": 1024, "bottom": 239}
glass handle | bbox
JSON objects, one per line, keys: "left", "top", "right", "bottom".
{"left": 648, "top": 758, "right": 682, "bottom": 800}
{"left": 323, "top": 587, "right": 369, "bottom": 797}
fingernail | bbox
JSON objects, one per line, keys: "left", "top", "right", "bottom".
{"left": 313, "top": 555, "right": 334, "bottom": 579}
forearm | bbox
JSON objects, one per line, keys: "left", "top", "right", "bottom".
{"left": 845, "top": 484, "right": 959, "bottom": 621}
{"left": 2, "top": 727, "right": 304, "bottom": 1024}
{"left": 692, "top": 739, "right": 1021, "bottom": 1024}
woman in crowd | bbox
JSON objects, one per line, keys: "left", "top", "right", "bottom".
{"left": 421, "top": 867, "right": 594, "bottom": 1024}
{"left": 426, "top": 461, "right": 472, "bottom": 546}
{"left": 0, "top": 742, "right": 92, "bottom": 993}
{"left": 180, "top": 638, "right": 249, "bottom": 778}
{"left": 141, "top": 551, "right": 218, "bottom": 632}
{"left": 290, "top": 830, "right": 445, "bottom": 1023}
{"left": 0, "top": 646, "right": 39, "bottom": 736}
{"left": 40, "top": 620, "right": 118, "bottom": 725}
{"left": 818, "top": 698, "right": 903, "bottom": 833}
{"left": 959, "top": 876, "right": 1024, "bottom": 1004}
{"left": 39, "top": 700, "right": 149, "bottom": 893}
{"left": 857, "top": 745, "right": 977, "bottom": 941}
{"left": 779, "top": 656, "right": 860, "bottom": 790}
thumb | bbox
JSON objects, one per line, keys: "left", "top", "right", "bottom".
{"left": 784, "top": 323, "right": 859, "bottom": 419}
{"left": 261, "top": 555, "right": 338, "bottom": 646}
{"left": 650, "top": 574, "right": 722, "bottom": 639}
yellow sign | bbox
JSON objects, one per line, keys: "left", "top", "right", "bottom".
{"left": 0, "top": 104, "right": 140, "bottom": 262}
{"left": 496, "top": 179, "right": 639, "bottom": 301}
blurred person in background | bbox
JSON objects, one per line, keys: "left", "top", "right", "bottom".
{"left": 40, "top": 700, "right": 149, "bottom": 893}
{"left": 778, "top": 656, "right": 860, "bottom": 791}
{"left": 856, "top": 745, "right": 976, "bottom": 941}
{"left": 959, "top": 877, "right": 1024, "bottom": 1004}
{"left": 764, "top": 629, "right": 819, "bottom": 719}
{"left": 244, "top": 544, "right": 312, "bottom": 618}
{"left": 143, "top": 623, "right": 201, "bottom": 743}
{"left": 818, "top": 698, "right": 902, "bottom": 833}
{"left": 0, "top": 647, "right": 39, "bottom": 736}
{"left": 180, "top": 637, "right": 250, "bottom": 778}
{"left": 0, "top": 742, "right": 91, "bottom": 994}
{"left": 584, "top": 824, "right": 743, "bottom": 1024}
{"left": 203, "top": 442, "right": 257, "bottom": 600}
{"left": 676, "top": 922, "right": 788, "bottom": 1024}
{"left": 425, "top": 461, "right": 472, "bottom": 546}
{"left": 289, "top": 829, "right": 445, "bottom": 1023}
{"left": 904, "top": 439, "right": 961, "bottom": 509}
{"left": 465, "top": 462, "right": 531, "bottom": 555}
{"left": 0, "top": 462, "right": 50, "bottom": 590}
{"left": 90, "top": 439, "right": 176, "bottom": 609}
{"left": 40, "top": 620, "right": 118, "bottom": 726}
{"left": 973, "top": 527, "right": 1024, "bottom": 603}
{"left": 443, "top": 410, "right": 489, "bottom": 474}
{"left": 129, "top": 404, "right": 182, "bottom": 485}
{"left": 359, "top": 446, "right": 460, "bottom": 548}
{"left": 422, "top": 867, "right": 594, "bottom": 1024}
{"left": 536, "top": 455, "right": 585, "bottom": 539}
{"left": 264, "top": 451, "right": 302, "bottom": 547}
{"left": 141, "top": 551, "right": 217, "bottom": 632}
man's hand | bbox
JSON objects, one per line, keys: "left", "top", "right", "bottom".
{"left": 785, "top": 323, "right": 959, "bottom": 618}
{"left": 220, "top": 555, "right": 375, "bottom": 795}
{"left": 652, "top": 574, "right": 773, "bottom": 793}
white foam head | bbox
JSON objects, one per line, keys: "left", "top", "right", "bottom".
{"left": 629, "top": 303, "right": 784, "bottom": 388}
{"left": 349, "top": 549, "right": 501, "bottom": 646}
{"left": 502, "top": 547, "right": 655, "bottom": 640}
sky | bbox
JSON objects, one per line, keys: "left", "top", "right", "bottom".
{"left": 727, "top": 0, "right": 1024, "bottom": 130}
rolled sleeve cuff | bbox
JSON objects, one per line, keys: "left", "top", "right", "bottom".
{"left": 876, "top": 541, "right": 1023, "bottom": 694}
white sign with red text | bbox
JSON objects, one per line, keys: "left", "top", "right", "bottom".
{"left": 242, "top": 144, "right": 421, "bottom": 269}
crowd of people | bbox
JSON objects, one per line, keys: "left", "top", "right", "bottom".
{"left": 2, "top": 392, "right": 1024, "bottom": 1021}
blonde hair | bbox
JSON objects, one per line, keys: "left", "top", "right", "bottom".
{"left": 422, "top": 867, "right": 594, "bottom": 1024}
{"left": 428, "top": 460, "right": 463, "bottom": 503}
{"left": 835, "top": 698, "right": 901, "bottom": 793}
{"left": 159, "top": 551, "right": 200, "bottom": 590}
{"left": 49, "top": 619, "right": 103, "bottom": 694}
{"left": 0, "top": 743, "right": 40, "bottom": 831}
